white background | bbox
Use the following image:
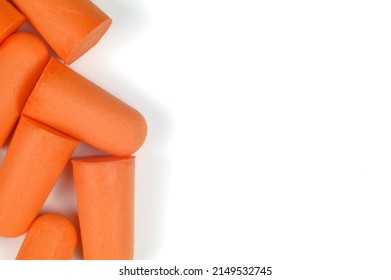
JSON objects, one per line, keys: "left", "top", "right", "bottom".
{"left": 1, "top": 0, "right": 391, "bottom": 278}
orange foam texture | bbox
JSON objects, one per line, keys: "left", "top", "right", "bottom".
{"left": 0, "top": 32, "right": 49, "bottom": 147}
{"left": 11, "top": 0, "right": 111, "bottom": 64}
{"left": 73, "top": 156, "right": 135, "bottom": 260}
{"left": 16, "top": 214, "right": 78, "bottom": 260}
{"left": 0, "top": 116, "right": 79, "bottom": 237}
{"left": 23, "top": 58, "right": 147, "bottom": 157}
{"left": 0, "top": 0, "right": 25, "bottom": 44}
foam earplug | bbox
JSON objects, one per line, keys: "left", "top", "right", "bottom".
{"left": 72, "top": 156, "right": 135, "bottom": 260}
{"left": 0, "top": 32, "right": 49, "bottom": 147}
{"left": 0, "top": 0, "right": 25, "bottom": 44}
{"left": 0, "top": 116, "right": 79, "bottom": 237}
{"left": 11, "top": 0, "right": 112, "bottom": 64}
{"left": 16, "top": 214, "right": 78, "bottom": 260}
{"left": 23, "top": 58, "right": 147, "bottom": 157}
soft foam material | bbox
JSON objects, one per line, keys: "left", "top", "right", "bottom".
{"left": 11, "top": 0, "right": 111, "bottom": 64}
{"left": 23, "top": 58, "right": 147, "bottom": 157}
{"left": 0, "top": 0, "right": 25, "bottom": 44}
{"left": 16, "top": 214, "right": 78, "bottom": 260}
{"left": 0, "top": 32, "right": 49, "bottom": 147}
{"left": 0, "top": 116, "right": 79, "bottom": 237}
{"left": 72, "top": 156, "right": 135, "bottom": 260}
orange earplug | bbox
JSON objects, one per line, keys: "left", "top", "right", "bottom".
{"left": 0, "top": 116, "right": 79, "bottom": 237}
{"left": 11, "top": 0, "right": 111, "bottom": 64}
{"left": 16, "top": 214, "right": 78, "bottom": 260}
{"left": 0, "top": 32, "right": 49, "bottom": 147}
{"left": 0, "top": 0, "right": 25, "bottom": 44}
{"left": 23, "top": 58, "right": 147, "bottom": 157}
{"left": 72, "top": 156, "right": 135, "bottom": 260}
